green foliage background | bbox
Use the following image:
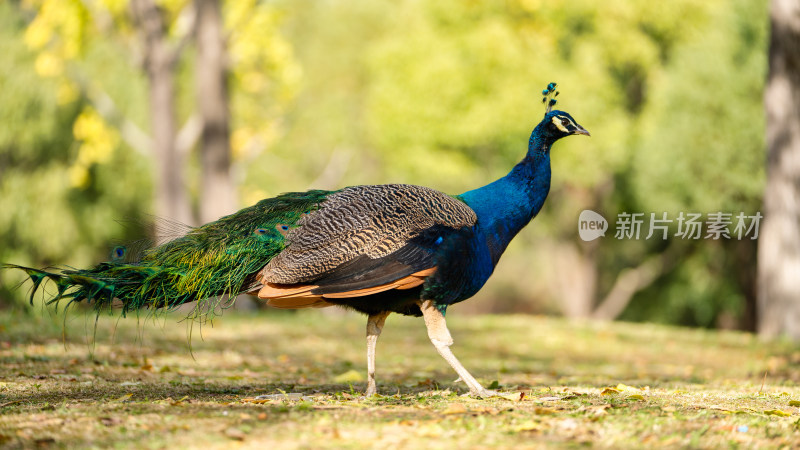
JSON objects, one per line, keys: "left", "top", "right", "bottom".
{"left": 0, "top": 0, "right": 768, "bottom": 329}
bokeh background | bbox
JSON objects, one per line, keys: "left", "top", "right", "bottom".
{"left": 0, "top": 0, "right": 779, "bottom": 332}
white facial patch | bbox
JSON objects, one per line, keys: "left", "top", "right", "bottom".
{"left": 551, "top": 115, "right": 572, "bottom": 133}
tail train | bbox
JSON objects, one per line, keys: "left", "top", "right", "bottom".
{"left": 2, "top": 190, "right": 333, "bottom": 316}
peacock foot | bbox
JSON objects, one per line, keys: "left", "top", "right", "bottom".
{"left": 469, "top": 389, "right": 499, "bottom": 399}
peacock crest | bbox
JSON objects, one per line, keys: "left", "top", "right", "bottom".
{"left": 541, "top": 82, "right": 559, "bottom": 114}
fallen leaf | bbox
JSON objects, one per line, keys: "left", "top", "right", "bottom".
{"left": 442, "top": 403, "right": 467, "bottom": 415}
{"left": 169, "top": 396, "right": 189, "bottom": 406}
{"left": 496, "top": 393, "right": 520, "bottom": 401}
{"left": 416, "top": 379, "right": 435, "bottom": 388}
{"left": 100, "top": 417, "right": 122, "bottom": 427}
{"left": 764, "top": 409, "right": 792, "bottom": 417}
{"left": 601, "top": 387, "right": 621, "bottom": 396}
{"left": 580, "top": 404, "right": 611, "bottom": 416}
{"left": 471, "top": 407, "right": 500, "bottom": 415}
{"left": 241, "top": 398, "right": 271, "bottom": 404}
{"left": 627, "top": 394, "right": 645, "bottom": 401}
{"left": 114, "top": 393, "right": 133, "bottom": 402}
{"left": 789, "top": 400, "right": 800, "bottom": 407}
{"left": 224, "top": 427, "right": 246, "bottom": 441}
{"left": 512, "top": 420, "right": 542, "bottom": 433}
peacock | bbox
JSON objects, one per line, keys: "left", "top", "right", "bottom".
{"left": 3, "top": 84, "right": 588, "bottom": 397}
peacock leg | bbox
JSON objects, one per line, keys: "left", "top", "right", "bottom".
{"left": 418, "top": 300, "right": 496, "bottom": 398}
{"left": 365, "top": 311, "right": 391, "bottom": 397}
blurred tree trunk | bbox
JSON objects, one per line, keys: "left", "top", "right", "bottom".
{"left": 551, "top": 241, "right": 597, "bottom": 318}
{"left": 131, "top": 0, "right": 194, "bottom": 226}
{"left": 196, "top": 0, "right": 235, "bottom": 223}
{"left": 758, "top": 0, "right": 800, "bottom": 339}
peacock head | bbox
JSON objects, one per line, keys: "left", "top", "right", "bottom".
{"left": 542, "top": 110, "right": 590, "bottom": 140}
{"left": 538, "top": 82, "right": 590, "bottom": 142}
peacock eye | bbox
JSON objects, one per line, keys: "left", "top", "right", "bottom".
{"left": 254, "top": 228, "right": 267, "bottom": 235}
{"left": 561, "top": 118, "right": 570, "bottom": 127}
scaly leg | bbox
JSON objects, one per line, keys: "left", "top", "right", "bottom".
{"left": 366, "top": 311, "right": 390, "bottom": 397}
{"left": 418, "top": 300, "right": 496, "bottom": 398}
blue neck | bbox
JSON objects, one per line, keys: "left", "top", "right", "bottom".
{"left": 459, "top": 123, "right": 553, "bottom": 264}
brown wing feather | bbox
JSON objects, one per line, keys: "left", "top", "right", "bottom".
{"left": 256, "top": 268, "right": 436, "bottom": 309}
{"left": 266, "top": 297, "right": 333, "bottom": 309}
{"left": 260, "top": 185, "right": 475, "bottom": 285}
{"left": 257, "top": 283, "right": 319, "bottom": 298}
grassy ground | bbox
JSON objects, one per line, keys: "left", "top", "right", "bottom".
{"left": 1, "top": 307, "right": 799, "bottom": 449}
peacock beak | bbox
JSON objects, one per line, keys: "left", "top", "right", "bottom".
{"left": 573, "top": 126, "right": 590, "bottom": 136}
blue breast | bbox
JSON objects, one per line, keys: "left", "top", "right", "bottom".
{"left": 422, "top": 138, "right": 553, "bottom": 307}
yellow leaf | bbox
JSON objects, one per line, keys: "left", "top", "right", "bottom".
{"left": 789, "top": 400, "right": 800, "bottom": 407}
{"left": 601, "top": 387, "right": 621, "bottom": 395}
{"left": 512, "top": 420, "right": 542, "bottom": 433}
{"left": 627, "top": 394, "right": 645, "bottom": 401}
{"left": 169, "top": 396, "right": 189, "bottom": 406}
{"left": 442, "top": 403, "right": 467, "bottom": 415}
{"left": 114, "top": 393, "right": 133, "bottom": 402}
{"left": 764, "top": 409, "right": 792, "bottom": 417}
{"left": 496, "top": 393, "right": 519, "bottom": 401}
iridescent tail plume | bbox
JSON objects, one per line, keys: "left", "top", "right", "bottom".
{"left": 3, "top": 190, "right": 332, "bottom": 317}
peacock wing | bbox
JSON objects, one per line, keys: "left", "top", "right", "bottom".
{"left": 256, "top": 184, "right": 476, "bottom": 305}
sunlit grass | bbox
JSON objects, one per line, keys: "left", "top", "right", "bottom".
{"left": 1, "top": 308, "right": 799, "bottom": 448}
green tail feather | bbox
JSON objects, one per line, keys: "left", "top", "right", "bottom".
{"left": 3, "top": 190, "right": 334, "bottom": 317}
